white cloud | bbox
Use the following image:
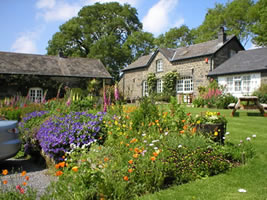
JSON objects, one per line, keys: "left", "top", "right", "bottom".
{"left": 248, "top": 43, "right": 261, "bottom": 50}
{"left": 11, "top": 27, "right": 45, "bottom": 54}
{"left": 11, "top": 34, "right": 37, "bottom": 54}
{"left": 36, "top": 1, "right": 81, "bottom": 22}
{"left": 174, "top": 18, "right": 184, "bottom": 28}
{"left": 36, "top": 0, "right": 56, "bottom": 9}
{"left": 142, "top": 0, "right": 181, "bottom": 35}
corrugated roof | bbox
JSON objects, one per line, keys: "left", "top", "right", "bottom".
{"left": 208, "top": 47, "right": 267, "bottom": 76}
{"left": 0, "top": 51, "right": 112, "bottom": 78}
{"left": 123, "top": 35, "right": 238, "bottom": 72}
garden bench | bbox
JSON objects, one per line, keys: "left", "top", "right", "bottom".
{"left": 228, "top": 103, "right": 237, "bottom": 109}
{"left": 261, "top": 104, "right": 267, "bottom": 110}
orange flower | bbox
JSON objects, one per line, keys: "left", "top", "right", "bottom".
{"left": 182, "top": 120, "right": 186, "bottom": 123}
{"left": 183, "top": 125, "right": 187, "bottom": 130}
{"left": 192, "top": 127, "right": 197, "bottom": 134}
{"left": 72, "top": 166, "right": 79, "bottom": 172}
{"left": 21, "top": 171, "right": 26, "bottom": 176}
{"left": 62, "top": 155, "right": 65, "bottom": 159}
{"left": 25, "top": 176, "right": 30, "bottom": 181}
{"left": 104, "top": 157, "right": 109, "bottom": 162}
{"left": 150, "top": 156, "right": 156, "bottom": 161}
{"left": 2, "top": 169, "right": 8, "bottom": 176}
{"left": 128, "top": 160, "right": 133, "bottom": 164}
{"left": 123, "top": 176, "right": 129, "bottom": 181}
{"left": 130, "top": 138, "right": 137, "bottom": 143}
{"left": 22, "top": 182, "right": 27, "bottom": 186}
{"left": 126, "top": 143, "right": 130, "bottom": 147}
{"left": 155, "top": 120, "right": 159, "bottom": 123}
{"left": 133, "top": 154, "right": 139, "bottom": 158}
{"left": 180, "top": 130, "right": 185, "bottom": 134}
{"left": 153, "top": 152, "right": 158, "bottom": 157}
{"left": 134, "top": 148, "right": 139, "bottom": 153}
{"left": 55, "top": 171, "right": 63, "bottom": 176}
{"left": 57, "top": 162, "right": 65, "bottom": 168}
{"left": 2, "top": 180, "right": 8, "bottom": 184}
{"left": 128, "top": 168, "right": 133, "bottom": 173}
{"left": 129, "top": 148, "right": 133, "bottom": 151}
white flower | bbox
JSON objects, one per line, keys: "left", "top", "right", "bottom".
{"left": 149, "top": 143, "right": 154, "bottom": 146}
{"left": 225, "top": 132, "right": 230, "bottom": 135}
{"left": 246, "top": 137, "right": 251, "bottom": 141}
{"left": 252, "top": 134, "right": 256, "bottom": 138}
{"left": 238, "top": 189, "right": 247, "bottom": 193}
{"left": 178, "top": 144, "right": 182, "bottom": 148}
{"left": 223, "top": 137, "right": 225, "bottom": 140}
{"left": 154, "top": 147, "right": 158, "bottom": 150}
{"left": 143, "top": 140, "right": 147, "bottom": 143}
{"left": 164, "top": 132, "right": 169, "bottom": 136}
{"left": 152, "top": 140, "right": 159, "bottom": 143}
{"left": 142, "top": 133, "right": 146, "bottom": 137}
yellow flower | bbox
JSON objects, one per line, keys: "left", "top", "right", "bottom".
{"left": 214, "top": 131, "right": 218, "bottom": 136}
{"left": 72, "top": 166, "right": 79, "bottom": 172}
{"left": 197, "top": 120, "right": 201, "bottom": 124}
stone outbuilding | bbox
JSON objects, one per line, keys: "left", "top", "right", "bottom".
{"left": 119, "top": 28, "right": 244, "bottom": 103}
{"left": 0, "top": 51, "right": 112, "bottom": 101}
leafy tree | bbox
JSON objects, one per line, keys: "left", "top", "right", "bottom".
{"left": 250, "top": 0, "right": 267, "bottom": 46}
{"left": 155, "top": 25, "right": 194, "bottom": 48}
{"left": 47, "top": 2, "right": 145, "bottom": 80}
{"left": 193, "top": 0, "right": 255, "bottom": 46}
{"left": 122, "top": 31, "right": 155, "bottom": 63}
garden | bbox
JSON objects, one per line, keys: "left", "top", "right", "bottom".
{"left": 0, "top": 82, "right": 266, "bottom": 200}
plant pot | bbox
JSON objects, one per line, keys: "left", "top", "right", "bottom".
{"left": 196, "top": 123, "right": 226, "bottom": 144}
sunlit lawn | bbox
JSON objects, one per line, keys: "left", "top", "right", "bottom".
{"left": 139, "top": 107, "right": 267, "bottom": 200}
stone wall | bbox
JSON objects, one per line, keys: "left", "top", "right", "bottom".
{"left": 213, "top": 39, "right": 244, "bottom": 69}
{"left": 120, "top": 51, "right": 211, "bottom": 100}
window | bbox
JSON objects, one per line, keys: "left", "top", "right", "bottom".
{"left": 142, "top": 81, "right": 148, "bottom": 96}
{"left": 242, "top": 75, "right": 251, "bottom": 92}
{"left": 176, "top": 77, "right": 193, "bottom": 93}
{"left": 156, "top": 59, "right": 163, "bottom": 72}
{"left": 230, "top": 50, "right": 237, "bottom": 57}
{"left": 226, "top": 77, "right": 233, "bottom": 92}
{"left": 157, "top": 79, "right": 163, "bottom": 93}
{"left": 29, "top": 87, "right": 43, "bottom": 103}
{"left": 234, "top": 76, "right": 241, "bottom": 91}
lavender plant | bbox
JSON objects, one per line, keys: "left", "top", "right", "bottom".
{"left": 36, "top": 112, "right": 106, "bottom": 161}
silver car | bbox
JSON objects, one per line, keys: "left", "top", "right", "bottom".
{"left": 0, "top": 120, "right": 21, "bottom": 160}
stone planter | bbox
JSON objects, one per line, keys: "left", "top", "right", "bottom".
{"left": 196, "top": 123, "right": 226, "bottom": 144}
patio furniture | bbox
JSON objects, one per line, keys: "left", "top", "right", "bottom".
{"left": 231, "top": 96, "right": 265, "bottom": 116}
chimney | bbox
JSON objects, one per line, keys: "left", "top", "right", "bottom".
{"left": 218, "top": 27, "right": 226, "bottom": 43}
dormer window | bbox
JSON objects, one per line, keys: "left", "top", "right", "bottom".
{"left": 156, "top": 59, "right": 163, "bottom": 72}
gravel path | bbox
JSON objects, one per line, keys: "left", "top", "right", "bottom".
{"left": 0, "top": 158, "right": 57, "bottom": 198}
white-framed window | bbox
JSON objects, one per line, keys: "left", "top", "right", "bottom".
{"left": 242, "top": 75, "right": 251, "bottom": 92}
{"left": 234, "top": 76, "right": 241, "bottom": 91}
{"left": 142, "top": 81, "right": 148, "bottom": 96}
{"left": 156, "top": 59, "right": 163, "bottom": 72}
{"left": 226, "top": 77, "right": 233, "bottom": 92}
{"left": 29, "top": 87, "right": 43, "bottom": 103}
{"left": 176, "top": 77, "right": 193, "bottom": 93}
{"left": 157, "top": 79, "right": 163, "bottom": 93}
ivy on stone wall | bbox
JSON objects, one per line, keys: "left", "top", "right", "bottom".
{"left": 163, "top": 71, "right": 179, "bottom": 96}
{"left": 147, "top": 73, "right": 157, "bottom": 95}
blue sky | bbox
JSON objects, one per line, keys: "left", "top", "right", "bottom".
{"left": 0, "top": 0, "right": 253, "bottom": 55}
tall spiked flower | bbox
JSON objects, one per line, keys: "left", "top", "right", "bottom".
{"left": 103, "top": 87, "right": 107, "bottom": 112}
{"left": 114, "top": 83, "right": 119, "bottom": 101}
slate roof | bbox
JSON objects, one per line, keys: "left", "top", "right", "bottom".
{"left": 0, "top": 51, "right": 112, "bottom": 79}
{"left": 123, "top": 35, "right": 239, "bottom": 71}
{"left": 208, "top": 47, "right": 267, "bottom": 76}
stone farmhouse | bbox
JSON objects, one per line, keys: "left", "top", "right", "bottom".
{"left": 208, "top": 47, "right": 267, "bottom": 98}
{"left": 0, "top": 51, "right": 112, "bottom": 101}
{"left": 119, "top": 28, "right": 244, "bottom": 103}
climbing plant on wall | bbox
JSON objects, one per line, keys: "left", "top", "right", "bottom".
{"left": 163, "top": 71, "right": 179, "bottom": 96}
{"left": 147, "top": 73, "right": 157, "bottom": 95}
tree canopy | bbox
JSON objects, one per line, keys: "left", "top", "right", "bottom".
{"left": 47, "top": 2, "right": 144, "bottom": 80}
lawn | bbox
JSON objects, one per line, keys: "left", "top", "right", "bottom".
{"left": 139, "top": 107, "right": 267, "bottom": 200}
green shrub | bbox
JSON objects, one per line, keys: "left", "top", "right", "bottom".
{"left": 253, "top": 84, "right": 267, "bottom": 103}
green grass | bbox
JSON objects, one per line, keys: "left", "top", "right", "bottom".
{"left": 139, "top": 107, "right": 267, "bottom": 200}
